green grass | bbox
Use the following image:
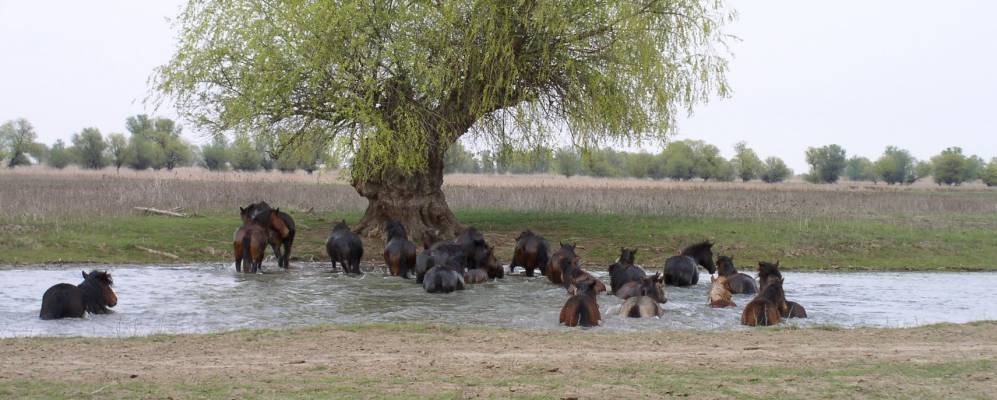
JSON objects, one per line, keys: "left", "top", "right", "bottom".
{"left": 2, "top": 209, "right": 996, "bottom": 270}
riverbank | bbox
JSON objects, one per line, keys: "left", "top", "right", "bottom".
{"left": 1, "top": 321, "right": 994, "bottom": 399}
{"left": 2, "top": 209, "right": 996, "bottom": 270}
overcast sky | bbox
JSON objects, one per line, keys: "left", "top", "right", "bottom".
{"left": 1, "top": 0, "right": 995, "bottom": 171}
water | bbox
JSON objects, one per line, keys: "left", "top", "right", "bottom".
{"left": 1, "top": 263, "right": 994, "bottom": 337}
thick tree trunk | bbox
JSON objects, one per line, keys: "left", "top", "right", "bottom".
{"left": 352, "top": 153, "right": 463, "bottom": 243}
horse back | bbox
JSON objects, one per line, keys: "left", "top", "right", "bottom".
{"left": 39, "top": 283, "right": 84, "bottom": 320}
{"left": 560, "top": 295, "right": 600, "bottom": 327}
{"left": 664, "top": 255, "right": 698, "bottom": 286}
{"left": 741, "top": 299, "right": 781, "bottom": 326}
{"left": 728, "top": 273, "right": 758, "bottom": 294}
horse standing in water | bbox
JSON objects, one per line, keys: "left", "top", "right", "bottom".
{"left": 757, "top": 261, "right": 808, "bottom": 318}
{"left": 741, "top": 276, "right": 786, "bottom": 326}
{"left": 716, "top": 256, "right": 757, "bottom": 294}
{"left": 615, "top": 273, "right": 665, "bottom": 303}
{"left": 383, "top": 220, "right": 417, "bottom": 278}
{"left": 663, "top": 241, "right": 717, "bottom": 286}
{"left": 423, "top": 258, "right": 466, "bottom": 293}
{"left": 247, "top": 201, "right": 296, "bottom": 269}
{"left": 546, "top": 243, "right": 578, "bottom": 285}
{"left": 559, "top": 277, "right": 602, "bottom": 328}
{"left": 509, "top": 230, "right": 550, "bottom": 277}
{"left": 326, "top": 220, "right": 364, "bottom": 274}
{"left": 234, "top": 206, "right": 268, "bottom": 273}
{"left": 560, "top": 254, "right": 607, "bottom": 294}
{"left": 39, "top": 270, "right": 117, "bottom": 320}
{"left": 608, "top": 248, "right": 646, "bottom": 293}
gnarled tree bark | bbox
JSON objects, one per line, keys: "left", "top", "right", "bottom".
{"left": 352, "top": 139, "right": 464, "bottom": 243}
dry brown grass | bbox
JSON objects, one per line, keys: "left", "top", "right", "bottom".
{"left": 2, "top": 166, "right": 995, "bottom": 219}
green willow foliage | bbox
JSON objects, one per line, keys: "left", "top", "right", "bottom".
{"left": 156, "top": 0, "right": 734, "bottom": 184}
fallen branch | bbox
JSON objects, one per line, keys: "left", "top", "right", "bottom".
{"left": 135, "top": 246, "right": 179, "bottom": 260}
{"left": 133, "top": 207, "right": 187, "bottom": 218}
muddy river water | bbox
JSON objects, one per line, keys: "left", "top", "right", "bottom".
{"left": 1, "top": 263, "right": 994, "bottom": 337}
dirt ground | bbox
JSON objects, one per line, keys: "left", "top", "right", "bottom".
{"left": 1, "top": 322, "right": 995, "bottom": 399}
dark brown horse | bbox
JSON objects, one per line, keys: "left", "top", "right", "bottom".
{"left": 248, "top": 201, "right": 296, "bottom": 269}
{"left": 615, "top": 273, "right": 666, "bottom": 304}
{"left": 559, "top": 279, "right": 601, "bottom": 327}
{"left": 463, "top": 268, "right": 489, "bottom": 284}
{"left": 39, "top": 270, "right": 117, "bottom": 320}
{"left": 716, "top": 256, "right": 757, "bottom": 294}
{"left": 383, "top": 220, "right": 417, "bottom": 278}
{"left": 663, "top": 241, "right": 717, "bottom": 286}
{"left": 423, "top": 259, "right": 466, "bottom": 293}
{"left": 545, "top": 242, "right": 577, "bottom": 285}
{"left": 234, "top": 206, "right": 268, "bottom": 273}
{"left": 559, "top": 254, "right": 606, "bottom": 294}
{"left": 608, "top": 247, "right": 646, "bottom": 293}
{"left": 509, "top": 230, "right": 550, "bottom": 277}
{"left": 326, "top": 220, "right": 364, "bottom": 274}
{"left": 757, "top": 261, "right": 807, "bottom": 318}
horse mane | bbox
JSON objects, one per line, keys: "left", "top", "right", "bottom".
{"left": 86, "top": 270, "right": 113, "bottom": 286}
{"left": 516, "top": 230, "right": 534, "bottom": 241}
{"left": 757, "top": 261, "right": 782, "bottom": 285}
{"left": 717, "top": 255, "right": 737, "bottom": 275}
{"left": 385, "top": 220, "right": 407, "bottom": 240}
{"left": 332, "top": 220, "right": 349, "bottom": 231}
{"left": 757, "top": 276, "right": 785, "bottom": 302}
{"left": 681, "top": 241, "right": 713, "bottom": 256}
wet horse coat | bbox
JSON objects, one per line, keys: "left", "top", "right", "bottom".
{"left": 39, "top": 270, "right": 117, "bottom": 320}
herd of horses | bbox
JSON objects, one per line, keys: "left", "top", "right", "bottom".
{"left": 37, "top": 202, "right": 808, "bottom": 328}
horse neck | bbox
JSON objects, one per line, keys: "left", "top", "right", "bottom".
{"left": 78, "top": 280, "right": 108, "bottom": 309}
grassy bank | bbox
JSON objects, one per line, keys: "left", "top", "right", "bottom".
{"left": 1, "top": 322, "right": 995, "bottom": 399}
{"left": 3, "top": 209, "right": 996, "bottom": 270}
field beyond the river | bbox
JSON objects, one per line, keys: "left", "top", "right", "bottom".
{"left": 1, "top": 166, "right": 996, "bottom": 269}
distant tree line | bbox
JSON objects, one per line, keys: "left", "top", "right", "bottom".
{"left": 0, "top": 116, "right": 341, "bottom": 173}
{"left": 445, "top": 140, "right": 795, "bottom": 184}
{"left": 3, "top": 116, "right": 996, "bottom": 186}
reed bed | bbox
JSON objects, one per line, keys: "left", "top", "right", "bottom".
{"left": 2, "top": 166, "right": 995, "bottom": 219}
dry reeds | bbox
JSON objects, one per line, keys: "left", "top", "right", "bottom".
{"left": 1, "top": 166, "right": 995, "bottom": 219}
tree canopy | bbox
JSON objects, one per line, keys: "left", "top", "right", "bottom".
{"left": 157, "top": 0, "right": 732, "bottom": 178}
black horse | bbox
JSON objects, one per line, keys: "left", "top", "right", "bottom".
{"left": 247, "top": 201, "right": 296, "bottom": 269}
{"left": 326, "top": 220, "right": 364, "bottom": 273}
{"left": 423, "top": 259, "right": 466, "bottom": 293}
{"left": 716, "top": 255, "right": 757, "bottom": 294}
{"left": 415, "top": 242, "right": 465, "bottom": 283}
{"left": 383, "top": 220, "right": 417, "bottom": 278}
{"left": 455, "top": 227, "right": 486, "bottom": 268}
{"left": 663, "top": 241, "right": 717, "bottom": 286}
{"left": 608, "top": 247, "right": 646, "bottom": 293}
{"left": 40, "top": 270, "right": 118, "bottom": 320}
{"left": 509, "top": 230, "right": 550, "bottom": 277}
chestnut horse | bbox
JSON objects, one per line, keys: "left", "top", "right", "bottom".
{"left": 383, "top": 220, "right": 417, "bottom": 278}
{"left": 234, "top": 206, "right": 268, "bottom": 273}
{"left": 509, "top": 230, "right": 550, "bottom": 277}
{"left": 757, "top": 261, "right": 808, "bottom": 318}
{"left": 741, "top": 276, "right": 785, "bottom": 326}
{"left": 708, "top": 275, "right": 736, "bottom": 308}
{"left": 247, "top": 201, "right": 296, "bottom": 269}
{"left": 559, "top": 279, "right": 601, "bottom": 327}
{"left": 545, "top": 243, "right": 578, "bottom": 285}
{"left": 40, "top": 270, "right": 118, "bottom": 320}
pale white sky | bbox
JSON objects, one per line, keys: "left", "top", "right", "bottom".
{"left": 1, "top": 0, "right": 995, "bottom": 170}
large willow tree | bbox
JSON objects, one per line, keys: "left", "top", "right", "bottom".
{"left": 158, "top": 0, "right": 733, "bottom": 239}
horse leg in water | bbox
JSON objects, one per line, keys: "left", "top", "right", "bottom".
{"left": 270, "top": 241, "right": 283, "bottom": 269}
{"left": 281, "top": 231, "right": 295, "bottom": 269}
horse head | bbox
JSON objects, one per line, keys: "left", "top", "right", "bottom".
{"left": 82, "top": 270, "right": 117, "bottom": 308}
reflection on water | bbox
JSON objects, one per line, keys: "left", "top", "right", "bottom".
{"left": 1, "top": 263, "right": 994, "bottom": 337}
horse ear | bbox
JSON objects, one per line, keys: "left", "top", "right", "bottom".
{"left": 82, "top": 270, "right": 88, "bottom": 279}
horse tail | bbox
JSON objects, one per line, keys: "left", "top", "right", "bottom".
{"left": 242, "top": 235, "right": 252, "bottom": 273}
